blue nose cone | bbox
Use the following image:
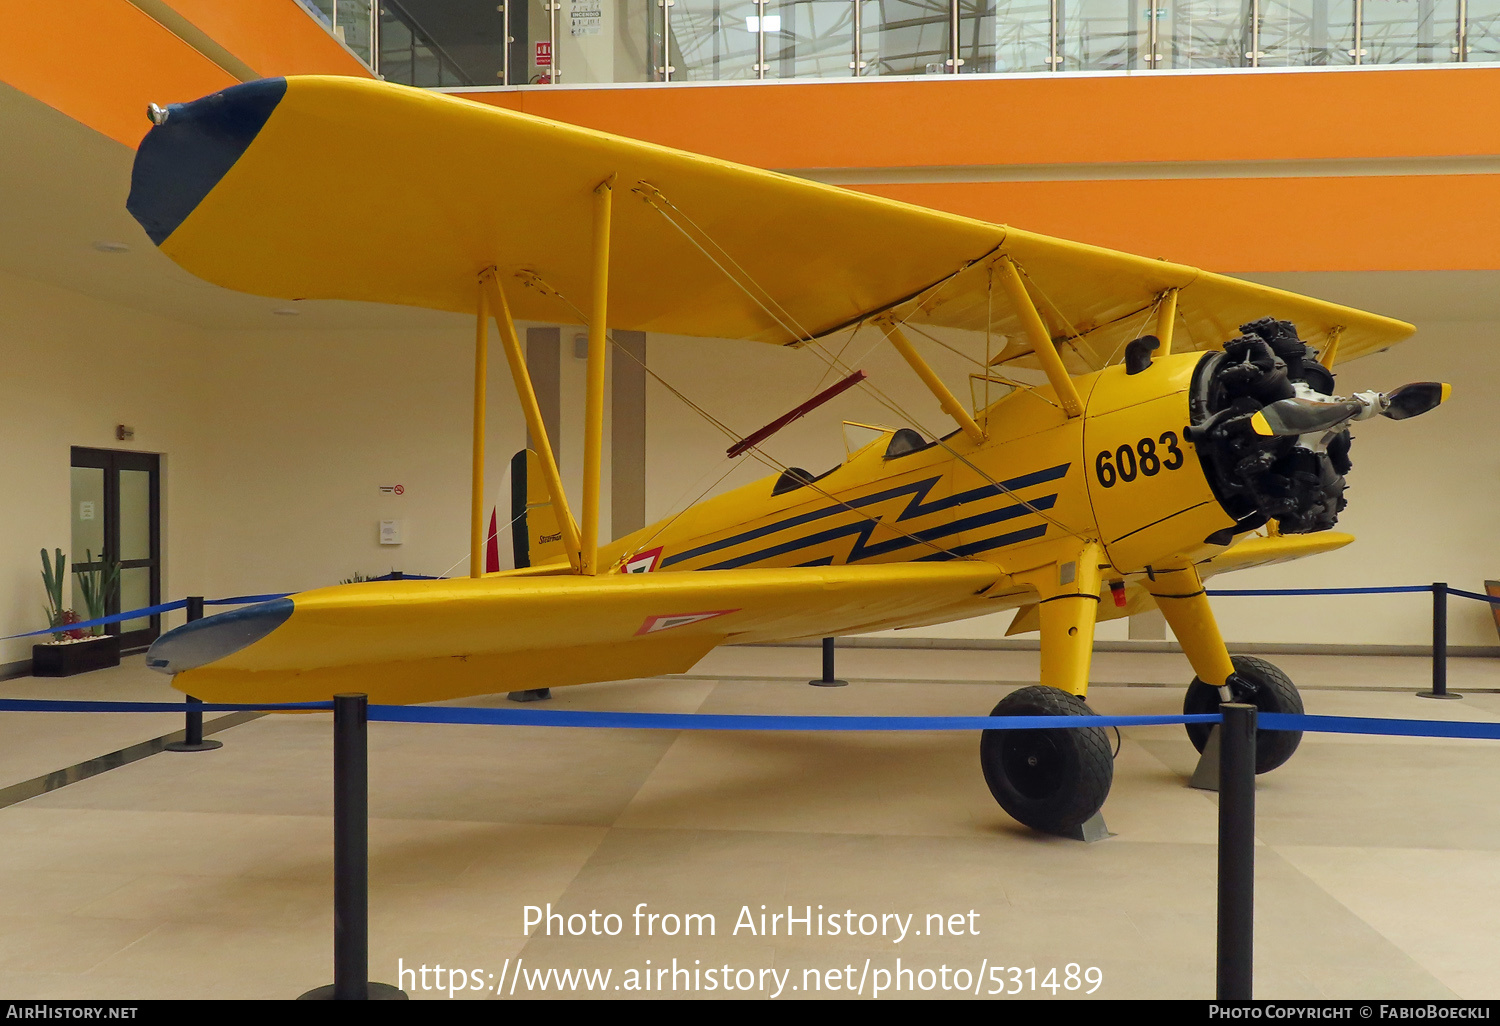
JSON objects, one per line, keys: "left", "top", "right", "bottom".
{"left": 146, "top": 598, "right": 294, "bottom": 675}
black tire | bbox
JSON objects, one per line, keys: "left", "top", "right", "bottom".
{"left": 980, "top": 686, "right": 1114, "bottom": 835}
{"left": 1183, "top": 655, "right": 1303, "bottom": 774}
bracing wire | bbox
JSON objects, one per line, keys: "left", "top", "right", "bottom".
{"left": 516, "top": 272, "right": 970, "bottom": 564}
{"left": 623, "top": 186, "right": 1091, "bottom": 543}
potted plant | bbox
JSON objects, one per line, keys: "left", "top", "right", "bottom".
{"left": 32, "top": 548, "right": 122, "bottom": 677}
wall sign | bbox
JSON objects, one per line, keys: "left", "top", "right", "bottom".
{"left": 570, "top": 1, "right": 601, "bottom": 35}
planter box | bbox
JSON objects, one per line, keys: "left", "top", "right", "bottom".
{"left": 32, "top": 635, "right": 121, "bottom": 677}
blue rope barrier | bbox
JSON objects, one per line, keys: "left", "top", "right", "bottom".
{"left": 1264, "top": 712, "right": 1500, "bottom": 740}
{"left": 1448, "top": 587, "right": 1500, "bottom": 606}
{"left": 1, "top": 600, "right": 191, "bottom": 641}
{"left": 0, "top": 699, "right": 333, "bottom": 713}
{"left": 204, "top": 593, "right": 292, "bottom": 606}
{"left": 367, "top": 707, "right": 1220, "bottom": 731}
{"left": 0, "top": 699, "right": 1496, "bottom": 744}
{"left": 1207, "top": 586, "right": 1433, "bottom": 596}
{"left": 5, "top": 576, "right": 450, "bottom": 641}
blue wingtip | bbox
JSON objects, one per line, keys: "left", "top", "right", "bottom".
{"left": 127, "top": 77, "right": 288, "bottom": 246}
{"left": 146, "top": 598, "right": 294, "bottom": 675}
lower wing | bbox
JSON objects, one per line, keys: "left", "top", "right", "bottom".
{"left": 149, "top": 563, "right": 1004, "bottom": 704}
{"left": 1006, "top": 531, "right": 1355, "bottom": 635}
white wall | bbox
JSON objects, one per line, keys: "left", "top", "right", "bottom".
{"left": 2, "top": 266, "right": 1495, "bottom": 670}
{"left": 0, "top": 269, "right": 215, "bottom": 666}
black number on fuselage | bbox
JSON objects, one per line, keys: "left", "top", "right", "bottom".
{"left": 1160, "top": 431, "right": 1184, "bottom": 470}
{"left": 1094, "top": 433, "right": 1185, "bottom": 487}
{"left": 1138, "top": 436, "right": 1160, "bottom": 476}
{"left": 1095, "top": 450, "right": 1116, "bottom": 488}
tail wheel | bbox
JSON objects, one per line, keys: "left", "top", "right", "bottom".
{"left": 980, "top": 686, "right": 1113, "bottom": 835}
{"left": 1183, "top": 654, "right": 1304, "bottom": 774}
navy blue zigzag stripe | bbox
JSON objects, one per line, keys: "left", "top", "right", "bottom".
{"left": 662, "top": 462, "right": 1070, "bottom": 568}
{"left": 701, "top": 493, "right": 1059, "bottom": 570}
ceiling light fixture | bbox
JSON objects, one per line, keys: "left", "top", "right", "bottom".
{"left": 92, "top": 241, "right": 130, "bottom": 253}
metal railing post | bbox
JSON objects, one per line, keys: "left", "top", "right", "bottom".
{"left": 851, "top": 0, "right": 864, "bottom": 75}
{"left": 1217, "top": 703, "right": 1256, "bottom": 1000}
{"left": 755, "top": 0, "right": 768, "bottom": 79}
{"left": 300, "top": 694, "right": 405, "bottom": 1000}
{"left": 165, "top": 596, "right": 222, "bottom": 753}
{"left": 501, "top": 0, "right": 510, "bottom": 83}
{"left": 947, "top": 0, "right": 961, "bottom": 72}
{"left": 1048, "top": 0, "right": 1059, "bottom": 70}
{"left": 657, "top": 0, "right": 675, "bottom": 80}
{"left": 1419, "top": 582, "right": 1461, "bottom": 699}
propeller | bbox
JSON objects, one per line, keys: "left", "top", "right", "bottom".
{"left": 1382, "top": 381, "right": 1451, "bottom": 421}
{"left": 1250, "top": 382, "right": 1450, "bottom": 437}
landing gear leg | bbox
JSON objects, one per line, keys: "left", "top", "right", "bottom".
{"left": 981, "top": 544, "right": 1113, "bottom": 837}
{"left": 1145, "top": 563, "right": 1303, "bottom": 774}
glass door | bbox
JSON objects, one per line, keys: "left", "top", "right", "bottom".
{"left": 70, "top": 448, "right": 161, "bottom": 652}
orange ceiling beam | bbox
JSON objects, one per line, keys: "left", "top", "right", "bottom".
{"left": 0, "top": 0, "right": 235, "bottom": 148}
{"left": 460, "top": 67, "right": 1500, "bottom": 169}
{"left": 857, "top": 175, "right": 1500, "bottom": 272}
{"left": 0, "top": 0, "right": 368, "bottom": 149}
{"left": 454, "top": 69, "right": 1500, "bottom": 272}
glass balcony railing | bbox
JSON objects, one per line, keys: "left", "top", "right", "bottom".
{"left": 300, "top": 0, "right": 1499, "bottom": 88}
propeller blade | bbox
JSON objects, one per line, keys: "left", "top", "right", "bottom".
{"left": 1250, "top": 397, "right": 1363, "bottom": 437}
{"left": 1381, "top": 382, "right": 1451, "bottom": 421}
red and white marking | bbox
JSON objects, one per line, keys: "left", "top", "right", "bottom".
{"left": 635, "top": 609, "right": 738, "bottom": 636}
{"left": 622, "top": 547, "right": 664, "bottom": 574}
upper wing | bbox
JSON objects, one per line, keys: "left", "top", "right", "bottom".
{"left": 151, "top": 562, "right": 1005, "bottom": 704}
{"left": 895, "top": 232, "right": 1410, "bottom": 370}
{"left": 129, "top": 76, "right": 1411, "bottom": 364}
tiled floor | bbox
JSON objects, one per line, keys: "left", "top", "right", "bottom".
{"left": 0, "top": 646, "right": 1495, "bottom": 1000}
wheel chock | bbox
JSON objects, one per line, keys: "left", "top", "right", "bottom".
{"left": 1063, "top": 810, "right": 1113, "bottom": 843}
{"left": 1190, "top": 726, "right": 1221, "bottom": 791}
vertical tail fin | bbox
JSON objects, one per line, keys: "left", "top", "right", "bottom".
{"left": 510, "top": 449, "right": 567, "bottom": 569}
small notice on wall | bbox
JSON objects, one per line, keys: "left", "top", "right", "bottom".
{"left": 535, "top": 40, "right": 552, "bottom": 66}
{"left": 570, "top": 0, "right": 601, "bottom": 35}
{"left": 78, "top": 501, "right": 95, "bottom": 521}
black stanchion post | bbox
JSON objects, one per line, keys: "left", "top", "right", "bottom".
{"left": 301, "top": 693, "right": 405, "bottom": 1000}
{"left": 809, "top": 636, "right": 848, "bottom": 688}
{"left": 1418, "top": 582, "right": 1461, "bottom": 700}
{"left": 165, "top": 596, "right": 223, "bottom": 753}
{"left": 1217, "top": 703, "right": 1256, "bottom": 1001}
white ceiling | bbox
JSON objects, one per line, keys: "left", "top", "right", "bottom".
{"left": 0, "top": 80, "right": 466, "bottom": 332}
{"left": 2, "top": 78, "right": 1497, "bottom": 335}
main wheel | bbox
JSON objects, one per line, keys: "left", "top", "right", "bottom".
{"left": 980, "top": 686, "right": 1113, "bottom": 835}
{"left": 1183, "top": 655, "right": 1303, "bottom": 774}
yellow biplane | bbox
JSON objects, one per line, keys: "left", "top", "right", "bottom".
{"left": 129, "top": 76, "right": 1448, "bottom": 836}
